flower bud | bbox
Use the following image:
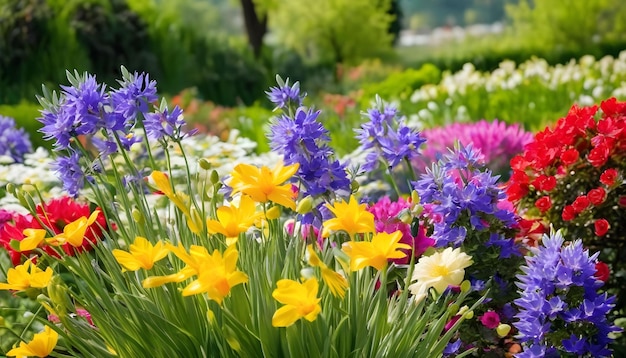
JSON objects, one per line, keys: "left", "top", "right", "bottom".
{"left": 131, "top": 208, "right": 144, "bottom": 224}
{"left": 460, "top": 280, "right": 471, "bottom": 293}
{"left": 300, "top": 267, "right": 315, "bottom": 279}
{"left": 496, "top": 323, "right": 512, "bottom": 337}
{"left": 296, "top": 196, "right": 314, "bottom": 214}
{"left": 350, "top": 180, "right": 360, "bottom": 193}
{"left": 266, "top": 206, "right": 281, "bottom": 220}
{"left": 210, "top": 170, "right": 220, "bottom": 185}
{"left": 448, "top": 303, "right": 460, "bottom": 316}
{"left": 398, "top": 209, "right": 413, "bottom": 224}
{"left": 198, "top": 158, "right": 212, "bottom": 170}
{"left": 463, "top": 310, "right": 474, "bottom": 320}
{"left": 5, "top": 183, "right": 16, "bottom": 195}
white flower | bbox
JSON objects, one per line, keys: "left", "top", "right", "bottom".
{"left": 408, "top": 247, "right": 473, "bottom": 297}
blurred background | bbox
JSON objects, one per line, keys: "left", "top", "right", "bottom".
{"left": 1, "top": 0, "right": 626, "bottom": 152}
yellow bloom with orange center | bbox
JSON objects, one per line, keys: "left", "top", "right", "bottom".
{"left": 206, "top": 195, "right": 262, "bottom": 246}
{"left": 46, "top": 211, "right": 100, "bottom": 247}
{"left": 6, "top": 325, "right": 58, "bottom": 358}
{"left": 0, "top": 260, "right": 53, "bottom": 292}
{"left": 322, "top": 195, "right": 375, "bottom": 237}
{"left": 228, "top": 161, "right": 299, "bottom": 210}
{"left": 343, "top": 231, "right": 410, "bottom": 271}
{"left": 306, "top": 245, "right": 348, "bottom": 298}
{"left": 272, "top": 278, "right": 321, "bottom": 327}
{"left": 181, "top": 245, "right": 248, "bottom": 304}
{"left": 112, "top": 236, "right": 170, "bottom": 272}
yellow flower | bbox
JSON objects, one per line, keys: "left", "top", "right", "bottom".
{"left": 306, "top": 245, "right": 348, "bottom": 298}
{"left": 6, "top": 325, "right": 58, "bottom": 358}
{"left": 229, "top": 161, "right": 299, "bottom": 210}
{"left": 0, "top": 260, "right": 53, "bottom": 292}
{"left": 408, "top": 247, "right": 473, "bottom": 296}
{"left": 206, "top": 195, "right": 262, "bottom": 246}
{"left": 322, "top": 195, "right": 375, "bottom": 237}
{"left": 151, "top": 171, "right": 202, "bottom": 234}
{"left": 46, "top": 211, "right": 99, "bottom": 247}
{"left": 342, "top": 231, "right": 410, "bottom": 271}
{"left": 142, "top": 244, "right": 247, "bottom": 305}
{"left": 112, "top": 236, "right": 169, "bottom": 272}
{"left": 19, "top": 229, "right": 48, "bottom": 252}
{"left": 181, "top": 245, "right": 248, "bottom": 304}
{"left": 272, "top": 278, "right": 321, "bottom": 327}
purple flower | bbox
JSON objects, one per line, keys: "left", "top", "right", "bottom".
{"left": 52, "top": 152, "right": 88, "bottom": 198}
{"left": 111, "top": 71, "right": 158, "bottom": 124}
{"left": 143, "top": 104, "right": 186, "bottom": 141}
{"left": 355, "top": 102, "right": 424, "bottom": 172}
{"left": 0, "top": 115, "right": 32, "bottom": 162}
{"left": 416, "top": 120, "right": 533, "bottom": 177}
{"left": 265, "top": 76, "right": 304, "bottom": 110}
{"left": 513, "top": 230, "right": 621, "bottom": 357}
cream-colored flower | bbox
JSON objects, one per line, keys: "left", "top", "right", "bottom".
{"left": 408, "top": 247, "right": 472, "bottom": 297}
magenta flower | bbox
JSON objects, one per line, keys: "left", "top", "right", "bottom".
{"left": 479, "top": 310, "right": 500, "bottom": 329}
{"left": 416, "top": 120, "right": 533, "bottom": 178}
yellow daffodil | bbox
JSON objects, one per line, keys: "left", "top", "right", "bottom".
{"left": 206, "top": 195, "right": 262, "bottom": 246}
{"left": 181, "top": 245, "right": 248, "bottom": 304}
{"left": 322, "top": 195, "right": 375, "bottom": 238}
{"left": 46, "top": 211, "right": 99, "bottom": 247}
{"left": 151, "top": 171, "right": 203, "bottom": 234}
{"left": 6, "top": 325, "right": 58, "bottom": 358}
{"left": 408, "top": 247, "right": 473, "bottom": 296}
{"left": 306, "top": 245, "right": 348, "bottom": 298}
{"left": 343, "top": 231, "right": 410, "bottom": 271}
{"left": 112, "top": 236, "right": 169, "bottom": 272}
{"left": 142, "top": 243, "right": 208, "bottom": 288}
{"left": 0, "top": 260, "right": 53, "bottom": 292}
{"left": 272, "top": 277, "right": 321, "bottom": 327}
{"left": 229, "top": 161, "right": 299, "bottom": 210}
{"left": 19, "top": 229, "right": 48, "bottom": 252}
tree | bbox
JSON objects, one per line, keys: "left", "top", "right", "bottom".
{"left": 269, "top": 0, "right": 395, "bottom": 65}
{"left": 240, "top": 0, "right": 268, "bottom": 58}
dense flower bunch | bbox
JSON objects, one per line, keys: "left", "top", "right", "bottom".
{"left": 506, "top": 97, "right": 626, "bottom": 316}
{"left": 514, "top": 230, "right": 620, "bottom": 357}
{"left": 415, "top": 119, "right": 533, "bottom": 179}
{"left": 0, "top": 115, "right": 32, "bottom": 164}
{"left": 413, "top": 143, "right": 525, "bottom": 353}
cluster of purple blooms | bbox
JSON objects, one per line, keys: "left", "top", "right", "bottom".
{"left": 38, "top": 68, "right": 186, "bottom": 197}
{"left": 355, "top": 99, "right": 426, "bottom": 173}
{"left": 514, "top": 230, "right": 620, "bottom": 357}
{"left": 413, "top": 143, "right": 518, "bottom": 255}
{"left": 267, "top": 77, "right": 351, "bottom": 198}
{"left": 0, "top": 115, "right": 32, "bottom": 163}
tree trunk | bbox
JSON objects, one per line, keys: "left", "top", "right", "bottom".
{"left": 240, "top": 0, "right": 267, "bottom": 58}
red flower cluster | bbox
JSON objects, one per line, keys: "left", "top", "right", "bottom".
{"left": 0, "top": 197, "right": 107, "bottom": 266}
{"left": 506, "top": 98, "right": 626, "bottom": 247}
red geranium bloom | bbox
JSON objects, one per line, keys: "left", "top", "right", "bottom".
{"left": 560, "top": 148, "right": 579, "bottom": 166}
{"left": 561, "top": 205, "right": 577, "bottom": 221}
{"left": 594, "top": 218, "right": 610, "bottom": 236}
{"left": 534, "top": 196, "right": 552, "bottom": 213}
{"left": 595, "top": 261, "right": 610, "bottom": 282}
{"left": 0, "top": 212, "right": 36, "bottom": 266}
{"left": 571, "top": 195, "right": 590, "bottom": 213}
{"left": 600, "top": 168, "right": 618, "bottom": 186}
{"left": 587, "top": 187, "right": 606, "bottom": 206}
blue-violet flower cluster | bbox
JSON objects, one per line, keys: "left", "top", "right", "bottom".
{"left": 0, "top": 115, "right": 32, "bottom": 163}
{"left": 514, "top": 230, "right": 620, "bottom": 357}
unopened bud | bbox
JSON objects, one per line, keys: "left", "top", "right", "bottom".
{"left": 198, "top": 158, "right": 212, "bottom": 171}
{"left": 411, "top": 190, "right": 420, "bottom": 205}
{"left": 496, "top": 323, "right": 512, "bottom": 337}
{"left": 460, "top": 280, "right": 471, "bottom": 293}
{"left": 5, "top": 183, "right": 16, "bottom": 195}
{"left": 266, "top": 206, "right": 281, "bottom": 220}
{"left": 296, "top": 196, "right": 314, "bottom": 214}
{"left": 131, "top": 208, "right": 144, "bottom": 224}
{"left": 210, "top": 170, "right": 220, "bottom": 185}
{"left": 350, "top": 180, "right": 360, "bottom": 193}
{"left": 463, "top": 310, "right": 474, "bottom": 320}
{"left": 448, "top": 303, "right": 460, "bottom": 316}
{"left": 398, "top": 209, "right": 412, "bottom": 224}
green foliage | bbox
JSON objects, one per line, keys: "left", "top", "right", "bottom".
{"left": 506, "top": 0, "right": 626, "bottom": 51}
{"left": 359, "top": 64, "right": 441, "bottom": 107}
{"left": 270, "top": 0, "right": 395, "bottom": 65}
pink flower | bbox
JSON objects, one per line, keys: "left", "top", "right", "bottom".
{"left": 479, "top": 310, "right": 500, "bottom": 329}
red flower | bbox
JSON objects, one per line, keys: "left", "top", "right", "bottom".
{"left": 0, "top": 212, "right": 36, "bottom": 265}
{"left": 560, "top": 148, "right": 579, "bottom": 165}
{"left": 562, "top": 205, "right": 577, "bottom": 221}
{"left": 594, "top": 218, "right": 610, "bottom": 236}
{"left": 600, "top": 168, "right": 618, "bottom": 186}
{"left": 534, "top": 196, "right": 552, "bottom": 213}
{"left": 571, "top": 195, "right": 590, "bottom": 213}
{"left": 619, "top": 196, "right": 626, "bottom": 207}
{"left": 531, "top": 175, "right": 557, "bottom": 192}
{"left": 587, "top": 143, "right": 610, "bottom": 167}
{"left": 479, "top": 311, "right": 501, "bottom": 329}
{"left": 587, "top": 187, "right": 606, "bottom": 206}
{"left": 595, "top": 261, "right": 610, "bottom": 282}
{"left": 506, "top": 182, "right": 529, "bottom": 202}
